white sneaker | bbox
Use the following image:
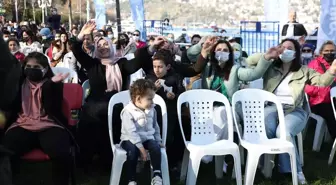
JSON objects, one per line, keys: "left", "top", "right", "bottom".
{"left": 128, "top": 181, "right": 137, "bottom": 185}
{"left": 297, "top": 172, "right": 307, "bottom": 185}
{"left": 151, "top": 176, "right": 163, "bottom": 185}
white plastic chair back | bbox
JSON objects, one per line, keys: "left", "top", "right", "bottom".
{"left": 177, "top": 89, "right": 234, "bottom": 146}
{"left": 81, "top": 80, "right": 90, "bottom": 105}
{"left": 51, "top": 67, "right": 78, "bottom": 83}
{"left": 330, "top": 87, "right": 336, "bottom": 121}
{"left": 303, "top": 93, "right": 311, "bottom": 114}
{"left": 232, "top": 89, "right": 286, "bottom": 142}
{"left": 248, "top": 78, "right": 263, "bottom": 89}
{"left": 108, "top": 90, "right": 168, "bottom": 150}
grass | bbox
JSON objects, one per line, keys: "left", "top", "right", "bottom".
{"left": 14, "top": 123, "right": 336, "bottom": 185}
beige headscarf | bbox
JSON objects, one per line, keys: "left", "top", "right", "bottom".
{"left": 94, "top": 37, "right": 123, "bottom": 92}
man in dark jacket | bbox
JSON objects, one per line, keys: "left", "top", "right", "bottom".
{"left": 0, "top": 34, "right": 19, "bottom": 185}
{"left": 281, "top": 10, "right": 307, "bottom": 39}
{"left": 47, "top": 8, "right": 61, "bottom": 30}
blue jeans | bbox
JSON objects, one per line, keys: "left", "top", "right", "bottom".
{"left": 264, "top": 106, "right": 307, "bottom": 173}
{"left": 121, "top": 139, "right": 161, "bottom": 182}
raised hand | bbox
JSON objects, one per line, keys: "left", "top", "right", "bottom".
{"left": 51, "top": 73, "right": 70, "bottom": 83}
{"left": 201, "top": 36, "right": 217, "bottom": 58}
{"left": 264, "top": 46, "right": 284, "bottom": 61}
{"left": 78, "top": 20, "right": 96, "bottom": 38}
{"left": 153, "top": 36, "right": 166, "bottom": 48}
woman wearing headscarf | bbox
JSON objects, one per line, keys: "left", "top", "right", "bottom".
{"left": 73, "top": 21, "right": 211, "bottom": 168}
{"left": 231, "top": 42, "right": 248, "bottom": 67}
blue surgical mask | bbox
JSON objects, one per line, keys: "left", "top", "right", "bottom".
{"left": 215, "top": 51, "right": 230, "bottom": 65}
{"left": 279, "top": 49, "right": 296, "bottom": 63}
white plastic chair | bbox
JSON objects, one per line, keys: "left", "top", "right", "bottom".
{"left": 177, "top": 90, "right": 242, "bottom": 185}
{"left": 302, "top": 93, "right": 326, "bottom": 152}
{"left": 232, "top": 89, "right": 298, "bottom": 185}
{"left": 51, "top": 67, "right": 78, "bottom": 83}
{"left": 248, "top": 79, "right": 304, "bottom": 168}
{"left": 108, "top": 90, "right": 170, "bottom": 185}
{"left": 81, "top": 80, "right": 90, "bottom": 105}
{"left": 328, "top": 87, "right": 336, "bottom": 165}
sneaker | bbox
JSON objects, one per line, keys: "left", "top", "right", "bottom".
{"left": 151, "top": 176, "right": 163, "bottom": 185}
{"left": 128, "top": 181, "right": 137, "bottom": 185}
{"left": 297, "top": 172, "right": 307, "bottom": 185}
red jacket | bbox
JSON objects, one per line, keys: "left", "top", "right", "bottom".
{"left": 304, "top": 56, "right": 336, "bottom": 106}
{"left": 136, "top": 41, "right": 146, "bottom": 49}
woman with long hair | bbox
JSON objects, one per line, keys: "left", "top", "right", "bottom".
{"left": 247, "top": 38, "right": 336, "bottom": 184}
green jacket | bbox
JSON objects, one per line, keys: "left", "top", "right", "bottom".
{"left": 201, "top": 55, "right": 272, "bottom": 100}
{"left": 247, "top": 53, "right": 335, "bottom": 111}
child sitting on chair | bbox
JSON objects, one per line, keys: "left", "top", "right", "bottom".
{"left": 120, "top": 79, "right": 164, "bottom": 185}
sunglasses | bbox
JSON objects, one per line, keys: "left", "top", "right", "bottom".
{"left": 302, "top": 49, "right": 312, "bottom": 53}
{"left": 133, "top": 34, "right": 139, "bottom": 36}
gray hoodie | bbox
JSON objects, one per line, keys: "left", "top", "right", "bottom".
{"left": 120, "top": 102, "right": 162, "bottom": 149}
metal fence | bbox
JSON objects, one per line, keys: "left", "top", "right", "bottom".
{"left": 240, "top": 21, "right": 280, "bottom": 55}
{"left": 143, "top": 20, "right": 164, "bottom": 36}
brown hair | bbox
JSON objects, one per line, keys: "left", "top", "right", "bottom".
{"left": 130, "top": 79, "right": 155, "bottom": 103}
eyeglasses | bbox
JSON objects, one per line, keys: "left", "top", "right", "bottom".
{"left": 302, "top": 49, "right": 312, "bottom": 53}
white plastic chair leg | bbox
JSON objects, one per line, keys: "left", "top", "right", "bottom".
{"left": 297, "top": 133, "right": 304, "bottom": 166}
{"left": 263, "top": 154, "right": 275, "bottom": 178}
{"left": 161, "top": 149, "right": 170, "bottom": 185}
{"left": 313, "top": 119, "right": 326, "bottom": 151}
{"left": 232, "top": 150, "right": 243, "bottom": 185}
{"left": 180, "top": 149, "right": 189, "bottom": 182}
{"left": 186, "top": 152, "right": 203, "bottom": 185}
{"left": 244, "top": 152, "right": 261, "bottom": 185}
{"left": 109, "top": 155, "right": 126, "bottom": 185}
{"left": 328, "top": 139, "right": 336, "bottom": 165}
{"left": 215, "top": 156, "right": 225, "bottom": 179}
{"left": 289, "top": 149, "right": 298, "bottom": 185}
{"left": 325, "top": 127, "right": 332, "bottom": 143}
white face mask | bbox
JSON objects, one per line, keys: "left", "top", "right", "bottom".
{"left": 301, "top": 53, "right": 312, "bottom": 59}
{"left": 42, "top": 36, "right": 47, "bottom": 40}
{"left": 280, "top": 49, "right": 296, "bottom": 63}
{"left": 3, "top": 37, "right": 8, "bottom": 42}
{"left": 107, "top": 34, "right": 113, "bottom": 39}
{"left": 133, "top": 36, "right": 140, "bottom": 41}
{"left": 234, "top": 51, "right": 241, "bottom": 59}
{"left": 215, "top": 51, "right": 230, "bottom": 65}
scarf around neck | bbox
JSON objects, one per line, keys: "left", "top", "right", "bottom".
{"left": 94, "top": 37, "right": 123, "bottom": 92}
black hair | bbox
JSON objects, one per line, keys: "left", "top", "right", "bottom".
{"left": 274, "top": 38, "right": 302, "bottom": 72}
{"left": 210, "top": 40, "right": 234, "bottom": 80}
{"left": 152, "top": 49, "right": 173, "bottom": 66}
{"left": 22, "top": 30, "right": 37, "bottom": 42}
{"left": 191, "top": 34, "right": 201, "bottom": 41}
{"left": 7, "top": 38, "right": 19, "bottom": 46}
{"left": 3, "top": 30, "right": 10, "bottom": 35}
{"left": 116, "top": 33, "right": 130, "bottom": 50}
{"left": 130, "top": 79, "right": 155, "bottom": 103}
{"left": 98, "top": 29, "right": 106, "bottom": 37}
{"left": 23, "top": 52, "right": 54, "bottom": 79}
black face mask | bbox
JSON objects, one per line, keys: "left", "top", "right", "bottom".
{"left": 324, "top": 53, "right": 335, "bottom": 62}
{"left": 22, "top": 37, "right": 29, "bottom": 42}
{"left": 24, "top": 68, "right": 45, "bottom": 82}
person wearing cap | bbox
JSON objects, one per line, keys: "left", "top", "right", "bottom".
{"left": 301, "top": 43, "right": 315, "bottom": 65}
{"left": 39, "top": 28, "right": 54, "bottom": 53}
